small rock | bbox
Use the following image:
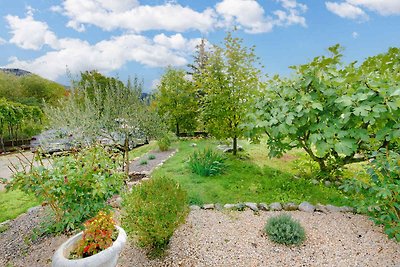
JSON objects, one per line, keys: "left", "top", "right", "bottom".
{"left": 315, "top": 203, "right": 329, "bottom": 213}
{"left": 269, "top": 202, "right": 282, "bottom": 211}
{"left": 326, "top": 204, "right": 342, "bottom": 213}
{"left": 190, "top": 143, "right": 197, "bottom": 147}
{"left": 334, "top": 181, "right": 342, "bottom": 186}
{"left": 257, "top": 203, "right": 269, "bottom": 211}
{"left": 324, "top": 181, "right": 332, "bottom": 187}
{"left": 298, "top": 202, "right": 315, "bottom": 212}
{"left": 190, "top": 205, "right": 201, "bottom": 211}
{"left": 224, "top": 204, "right": 236, "bottom": 209}
{"left": 311, "top": 179, "right": 319, "bottom": 185}
{"left": 202, "top": 204, "right": 214, "bottom": 210}
{"left": 283, "top": 202, "right": 298, "bottom": 211}
{"left": 245, "top": 202, "right": 259, "bottom": 212}
{"left": 216, "top": 145, "right": 244, "bottom": 153}
{"left": 214, "top": 203, "right": 223, "bottom": 211}
{"left": 235, "top": 203, "right": 246, "bottom": 211}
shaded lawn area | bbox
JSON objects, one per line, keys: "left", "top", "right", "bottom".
{"left": 0, "top": 190, "right": 39, "bottom": 223}
{"left": 152, "top": 139, "right": 355, "bottom": 206}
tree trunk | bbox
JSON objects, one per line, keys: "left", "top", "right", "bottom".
{"left": 0, "top": 135, "right": 4, "bottom": 153}
{"left": 176, "top": 122, "right": 180, "bottom": 137}
{"left": 124, "top": 137, "right": 129, "bottom": 176}
{"left": 233, "top": 136, "right": 237, "bottom": 156}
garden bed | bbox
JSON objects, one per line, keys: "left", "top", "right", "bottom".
{"left": 1, "top": 209, "right": 399, "bottom": 266}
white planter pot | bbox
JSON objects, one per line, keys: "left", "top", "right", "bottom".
{"left": 52, "top": 226, "right": 127, "bottom": 267}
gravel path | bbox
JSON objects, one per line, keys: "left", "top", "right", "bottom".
{"left": 1, "top": 209, "right": 399, "bottom": 266}
{"left": 128, "top": 149, "right": 176, "bottom": 175}
{"left": 119, "top": 210, "right": 400, "bottom": 267}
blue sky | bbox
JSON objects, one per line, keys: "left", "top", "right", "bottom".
{"left": 0, "top": 0, "right": 399, "bottom": 92}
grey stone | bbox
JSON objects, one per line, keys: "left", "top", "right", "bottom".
{"left": 215, "top": 203, "right": 224, "bottom": 211}
{"left": 324, "top": 180, "right": 332, "bottom": 187}
{"left": 257, "top": 203, "right": 269, "bottom": 211}
{"left": 245, "top": 202, "right": 259, "bottom": 212}
{"left": 334, "top": 181, "right": 342, "bottom": 186}
{"left": 311, "top": 179, "right": 319, "bottom": 185}
{"left": 190, "top": 143, "right": 197, "bottom": 147}
{"left": 202, "top": 204, "right": 214, "bottom": 210}
{"left": 326, "top": 204, "right": 342, "bottom": 213}
{"left": 269, "top": 202, "right": 282, "bottom": 211}
{"left": 283, "top": 202, "right": 298, "bottom": 211}
{"left": 298, "top": 202, "right": 315, "bottom": 212}
{"left": 224, "top": 204, "right": 236, "bottom": 209}
{"left": 190, "top": 205, "right": 201, "bottom": 211}
{"left": 235, "top": 203, "right": 246, "bottom": 211}
{"left": 315, "top": 203, "right": 329, "bottom": 213}
{"left": 216, "top": 145, "right": 244, "bottom": 153}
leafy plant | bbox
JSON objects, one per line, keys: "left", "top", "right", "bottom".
{"left": 8, "top": 145, "right": 125, "bottom": 233}
{"left": 122, "top": 176, "right": 188, "bottom": 257}
{"left": 249, "top": 45, "right": 400, "bottom": 175}
{"left": 341, "top": 150, "right": 400, "bottom": 241}
{"left": 140, "top": 159, "right": 148, "bottom": 165}
{"left": 265, "top": 214, "right": 305, "bottom": 245}
{"left": 157, "top": 132, "right": 174, "bottom": 151}
{"left": 148, "top": 154, "right": 156, "bottom": 160}
{"left": 71, "top": 211, "right": 116, "bottom": 259}
{"left": 188, "top": 148, "right": 225, "bottom": 176}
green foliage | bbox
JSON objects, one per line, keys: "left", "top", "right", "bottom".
{"left": 154, "top": 67, "right": 198, "bottom": 136}
{"left": 249, "top": 45, "right": 400, "bottom": 174}
{"left": 264, "top": 214, "right": 305, "bottom": 245}
{"left": 157, "top": 132, "right": 174, "bottom": 151}
{"left": 8, "top": 146, "right": 124, "bottom": 233}
{"left": 341, "top": 150, "right": 400, "bottom": 241}
{"left": 148, "top": 154, "right": 156, "bottom": 160}
{"left": 71, "top": 211, "right": 116, "bottom": 259}
{"left": 140, "top": 159, "right": 148, "bottom": 165}
{"left": 122, "top": 176, "right": 189, "bottom": 257}
{"left": 188, "top": 148, "right": 225, "bottom": 176}
{"left": 201, "top": 32, "right": 262, "bottom": 155}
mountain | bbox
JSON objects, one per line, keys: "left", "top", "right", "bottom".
{"left": 0, "top": 68, "right": 32, "bottom": 77}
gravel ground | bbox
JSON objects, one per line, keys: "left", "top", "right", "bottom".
{"left": 1, "top": 209, "right": 400, "bottom": 267}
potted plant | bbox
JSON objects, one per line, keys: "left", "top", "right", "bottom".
{"left": 52, "top": 211, "right": 127, "bottom": 267}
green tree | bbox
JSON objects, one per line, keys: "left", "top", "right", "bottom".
{"left": 201, "top": 32, "right": 262, "bottom": 155}
{"left": 155, "top": 67, "right": 198, "bottom": 136}
{"left": 46, "top": 73, "right": 156, "bottom": 175}
{"left": 249, "top": 45, "right": 400, "bottom": 175}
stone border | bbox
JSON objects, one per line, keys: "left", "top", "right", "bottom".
{"left": 190, "top": 201, "right": 354, "bottom": 214}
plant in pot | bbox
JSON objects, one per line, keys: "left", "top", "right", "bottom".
{"left": 52, "top": 211, "right": 127, "bottom": 267}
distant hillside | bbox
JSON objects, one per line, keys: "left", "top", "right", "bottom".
{"left": 0, "top": 68, "right": 32, "bottom": 77}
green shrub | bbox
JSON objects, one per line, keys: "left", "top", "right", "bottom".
{"left": 341, "top": 149, "right": 400, "bottom": 241}
{"left": 122, "top": 176, "right": 188, "bottom": 257}
{"left": 148, "top": 154, "right": 156, "bottom": 160}
{"left": 8, "top": 146, "right": 124, "bottom": 233}
{"left": 157, "top": 133, "right": 173, "bottom": 151}
{"left": 188, "top": 148, "right": 225, "bottom": 176}
{"left": 264, "top": 214, "right": 305, "bottom": 245}
{"left": 140, "top": 159, "right": 148, "bottom": 165}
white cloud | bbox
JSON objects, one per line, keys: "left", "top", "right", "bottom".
{"left": 215, "top": 0, "right": 307, "bottom": 33}
{"left": 0, "top": 38, "right": 6, "bottom": 45}
{"left": 3, "top": 33, "right": 201, "bottom": 80}
{"left": 55, "top": 0, "right": 216, "bottom": 33}
{"left": 352, "top": 31, "right": 359, "bottom": 38}
{"left": 151, "top": 79, "right": 160, "bottom": 89}
{"left": 326, "top": 0, "right": 400, "bottom": 19}
{"left": 326, "top": 1, "right": 369, "bottom": 20}
{"left": 5, "top": 13, "right": 60, "bottom": 50}
{"left": 347, "top": 0, "right": 400, "bottom": 15}
{"left": 153, "top": 33, "right": 203, "bottom": 52}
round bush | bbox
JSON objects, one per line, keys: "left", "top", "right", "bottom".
{"left": 264, "top": 214, "right": 305, "bottom": 245}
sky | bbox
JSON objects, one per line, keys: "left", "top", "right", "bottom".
{"left": 0, "top": 0, "right": 399, "bottom": 92}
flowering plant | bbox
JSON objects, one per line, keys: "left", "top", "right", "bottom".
{"left": 71, "top": 211, "right": 117, "bottom": 258}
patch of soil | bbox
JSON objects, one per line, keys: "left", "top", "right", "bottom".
{"left": 128, "top": 173, "right": 147, "bottom": 182}
{"left": 128, "top": 149, "right": 176, "bottom": 175}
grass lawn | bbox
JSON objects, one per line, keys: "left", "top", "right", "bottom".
{"left": 0, "top": 190, "right": 39, "bottom": 223}
{"left": 152, "top": 139, "right": 357, "bottom": 206}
